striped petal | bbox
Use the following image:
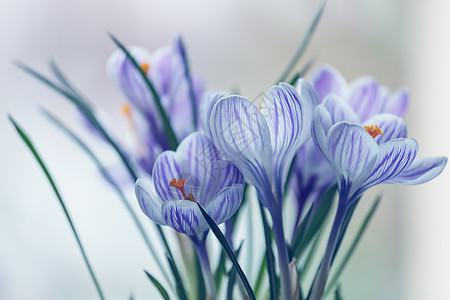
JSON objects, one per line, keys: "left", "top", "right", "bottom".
{"left": 310, "top": 64, "right": 347, "bottom": 102}
{"left": 386, "top": 156, "right": 447, "bottom": 185}
{"left": 326, "top": 122, "right": 379, "bottom": 198}
{"left": 364, "top": 114, "right": 407, "bottom": 144}
{"left": 199, "top": 91, "right": 228, "bottom": 136}
{"left": 322, "top": 94, "right": 360, "bottom": 124}
{"left": 347, "top": 77, "right": 388, "bottom": 122}
{"left": 204, "top": 184, "right": 244, "bottom": 225}
{"left": 261, "top": 82, "right": 315, "bottom": 197}
{"left": 210, "top": 95, "right": 274, "bottom": 205}
{"left": 161, "top": 200, "right": 208, "bottom": 235}
{"left": 359, "top": 138, "right": 418, "bottom": 194}
{"left": 383, "top": 88, "right": 409, "bottom": 117}
{"left": 311, "top": 105, "right": 334, "bottom": 158}
{"left": 135, "top": 178, "right": 166, "bottom": 225}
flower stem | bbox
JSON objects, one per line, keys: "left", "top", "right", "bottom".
{"left": 193, "top": 236, "right": 216, "bottom": 300}
{"left": 308, "top": 201, "right": 347, "bottom": 300}
{"left": 272, "top": 208, "right": 292, "bottom": 300}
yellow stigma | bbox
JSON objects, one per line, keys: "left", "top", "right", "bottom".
{"left": 120, "top": 103, "right": 132, "bottom": 118}
{"left": 170, "top": 178, "right": 195, "bottom": 202}
{"left": 364, "top": 125, "right": 384, "bottom": 139}
{"left": 140, "top": 63, "right": 150, "bottom": 75}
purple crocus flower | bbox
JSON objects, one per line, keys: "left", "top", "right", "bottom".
{"left": 291, "top": 65, "right": 411, "bottom": 236}
{"left": 207, "top": 81, "right": 317, "bottom": 300}
{"left": 135, "top": 132, "right": 244, "bottom": 298}
{"left": 308, "top": 95, "right": 447, "bottom": 300}
{"left": 107, "top": 40, "right": 204, "bottom": 173}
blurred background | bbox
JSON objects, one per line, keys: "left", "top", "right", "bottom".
{"left": 1, "top": 0, "right": 449, "bottom": 299}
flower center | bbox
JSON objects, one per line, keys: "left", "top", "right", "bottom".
{"left": 140, "top": 63, "right": 150, "bottom": 75}
{"left": 170, "top": 178, "right": 196, "bottom": 202}
{"left": 364, "top": 125, "right": 384, "bottom": 138}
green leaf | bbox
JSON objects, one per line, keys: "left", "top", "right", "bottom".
{"left": 108, "top": 33, "right": 179, "bottom": 150}
{"left": 41, "top": 109, "right": 173, "bottom": 289}
{"left": 197, "top": 203, "right": 256, "bottom": 300}
{"left": 299, "top": 227, "right": 322, "bottom": 280}
{"left": 291, "top": 185, "right": 336, "bottom": 259}
{"left": 258, "top": 202, "right": 278, "bottom": 300}
{"left": 226, "top": 241, "right": 244, "bottom": 300}
{"left": 253, "top": 257, "right": 267, "bottom": 297}
{"left": 334, "top": 285, "right": 343, "bottom": 300}
{"left": 14, "top": 60, "right": 138, "bottom": 181}
{"left": 214, "top": 247, "right": 227, "bottom": 289}
{"left": 9, "top": 116, "right": 105, "bottom": 300}
{"left": 166, "top": 254, "right": 188, "bottom": 300}
{"left": 288, "top": 57, "right": 316, "bottom": 85}
{"left": 144, "top": 270, "right": 171, "bottom": 300}
{"left": 194, "top": 251, "right": 206, "bottom": 300}
{"left": 324, "top": 196, "right": 381, "bottom": 297}
{"left": 276, "top": 0, "right": 326, "bottom": 83}
{"left": 175, "top": 36, "right": 198, "bottom": 129}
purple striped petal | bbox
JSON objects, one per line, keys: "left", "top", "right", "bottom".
{"left": 347, "top": 77, "right": 388, "bottom": 122}
{"left": 359, "top": 138, "right": 418, "bottom": 194}
{"left": 153, "top": 151, "right": 186, "bottom": 201}
{"left": 322, "top": 94, "right": 360, "bottom": 124}
{"left": 210, "top": 95, "right": 273, "bottom": 202}
{"left": 204, "top": 184, "right": 244, "bottom": 225}
{"left": 364, "top": 114, "right": 407, "bottom": 145}
{"left": 311, "top": 105, "right": 333, "bottom": 158}
{"left": 261, "top": 82, "right": 315, "bottom": 196}
{"left": 199, "top": 91, "right": 228, "bottom": 136}
{"left": 295, "top": 80, "right": 319, "bottom": 145}
{"left": 161, "top": 200, "right": 208, "bottom": 235}
{"left": 310, "top": 64, "right": 347, "bottom": 102}
{"left": 383, "top": 88, "right": 409, "bottom": 117}
{"left": 326, "top": 122, "right": 379, "bottom": 197}
{"left": 386, "top": 156, "right": 447, "bottom": 185}
{"left": 135, "top": 179, "right": 166, "bottom": 225}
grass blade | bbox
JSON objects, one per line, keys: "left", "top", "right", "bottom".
{"left": 197, "top": 203, "right": 256, "bottom": 300}
{"left": 226, "top": 241, "right": 244, "bottom": 300}
{"left": 288, "top": 57, "right": 316, "bottom": 85}
{"left": 166, "top": 254, "right": 188, "bottom": 300}
{"left": 175, "top": 36, "right": 198, "bottom": 129}
{"left": 144, "top": 270, "right": 171, "bottom": 300}
{"left": 324, "top": 196, "right": 381, "bottom": 297}
{"left": 276, "top": 0, "right": 326, "bottom": 83}
{"left": 108, "top": 33, "right": 178, "bottom": 150}
{"left": 258, "top": 202, "right": 278, "bottom": 300}
{"left": 41, "top": 109, "right": 173, "bottom": 288}
{"left": 9, "top": 116, "right": 106, "bottom": 300}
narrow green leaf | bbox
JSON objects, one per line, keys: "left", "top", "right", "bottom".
{"left": 144, "top": 270, "right": 170, "bottom": 300}
{"left": 9, "top": 116, "right": 105, "bottom": 300}
{"left": 108, "top": 33, "right": 178, "bottom": 150}
{"left": 214, "top": 248, "right": 227, "bottom": 289}
{"left": 334, "top": 284, "right": 343, "bottom": 300}
{"left": 197, "top": 203, "right": 256, "bottom": 300}
{"left": 166, "top": 254, "right": 188, "bottom": 300}
{"left": 226, "top": 241, "right": 244, "bottom": 300}
{"left": 41, "top": 109, "right": 173, "bottom": 288}
{"left": 258, "top": 202, "right": 278, "bottom": 300}
{"left": 324, "top": 196, "right": 381, "bottom": 297}
{"left": 299, "top": 227, "right": 322, "bottom": 280}
{"left": 276, "top": 0, "right": 326, "bottom": 83}
{"left": 253, "top": 257, "right": 267, "bottom": 297}
{"left": 175, "top": 36, "right": 198, "bottom": 129}
{"left": 14, "top": 61, "right": 138, "bottom": 181}
{"left": 194, "top": 251, "right": 206, "bottom": 300}
{"left": 288, "top": 57, "right": 316, "bottom": 86}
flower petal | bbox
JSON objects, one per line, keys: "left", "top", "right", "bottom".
{"left": 199, "top": 91, "right": 228, "bottom": 136}
{"left": 135, "top": 178, "right": 166, "bottom": 225}
{"left": 326, "top": 122, "right": 379, "bottom": 198}
{"left": 383, "top": 88, "right": 409, "bottom": 117}
{"left": 295, "top": 79, "right": 319, "bottom": 145}
{"left": 153, "top": 151, "right": 186, "bottom": 201}
{"left": 359, "top": 138, "right": 418, "bottom": 194}
{"left": 311, "top": 105, "right": 333, "bottom": 158}
{"left": 210, "top": 95, "right": 274, "bottom": 202}
{"left": 161, "top": 200, "right": 208, "bottom": 235}
{"left": 310, "top": 64, "right": 347, "bottom": 102}
{"left": 347, "top": 77, "right": 388, "bottom": 122}
{"left": 204, "top": 184, "right": 244, "bottom": 225}
{"left": 363, "top": 113, "right": 407, "bottom": 144}
{"left": 261, "top": 82, "right": 315, "bottom": 196}
{"left": 322, "top": 94, "right": 360, "bottom": 124}
{"left": 386, "top": 156, "right": 447, "bottom": 185}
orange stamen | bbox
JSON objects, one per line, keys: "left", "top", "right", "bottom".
{"left": 121, "top": 103, "right": 132, "bottom": 118}
{"left": 140, "top": 63, "right": 150, "bottom": 75}
{"left": 170, "top": 178, "right": 195, "bottom": 202}
{"left": 364, "top": 125, "right": 384, "bottom": 139}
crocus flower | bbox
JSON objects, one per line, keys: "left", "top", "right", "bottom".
{"left": 291, "top": 65, "right": 410, "bottom": 236}
{"left": 308, "top": 95, "right": 447, "bottom": 300}
{"left": 107, "top": 39, "right": 204, "bottom": 173}
{"left": 207, "top": 81, "right": 317, "bottom": 300}
{"left": 135, "top": 132, "right": 244, "bottom": 299}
